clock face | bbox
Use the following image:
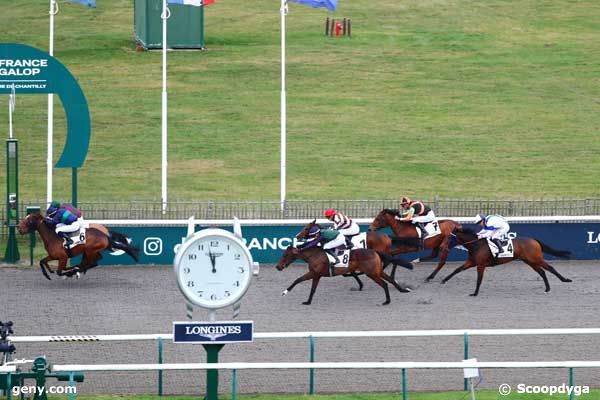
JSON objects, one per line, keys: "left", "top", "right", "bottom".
{"left": 174, "top": 229, "right": 253, "bottom": 309}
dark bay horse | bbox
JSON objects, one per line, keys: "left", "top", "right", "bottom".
{"left": 295, "top": 220, "right": 414, "bottom": 273}
{"left": 368, "top": 209, "right": 462, "bottom": 282}
{"left": 276, "top": 246, "right": 410, "bottom": 305}
{"left": 18, "top": 212, "right": 139, "bottom": 279}
{"left": 441, "top": 227, "right": 572, "bottom": 296}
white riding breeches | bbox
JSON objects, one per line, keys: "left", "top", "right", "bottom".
{"left": 412, "top": 210, "right": 436, "bottom": 224}
{"left": 339, "top": 224, "right": 360, "bottom": 236}
{"left": 478, "top": 224, "right": 510, "bottom": 240}
{"left": 323, "top": 233, "right": 346, "bottom": 250}
{"left": 56, "top": 220, "right": 81, "bottom": 234}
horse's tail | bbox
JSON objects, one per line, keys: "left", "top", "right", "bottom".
{"left": 536, "top": 240, "right": 571, "bottom": 259}
{"left": 109, "top": 230, "right": 140, "bottom": 262}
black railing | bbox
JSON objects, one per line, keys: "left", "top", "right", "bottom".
{"left": 3, "top": 197, "right": 599, "bottom": 238}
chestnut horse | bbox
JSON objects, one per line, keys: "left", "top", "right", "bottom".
{"left": 441, "top": 227, "right": 572, "bottom": 296}
{"left": 276, "top": 246, "right": 410, "bottom": 305}
{"left": 295, "top": 220, "right": 414, "bottom": 273}
{"left": 18, "top": 212, "right": 139, "bottom": 279}
{"left": 368, "top": 209, "right": 461, "bottom": 282}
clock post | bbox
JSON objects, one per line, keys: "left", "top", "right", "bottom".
{"left": 173, "top": 219, "right": 257, "bottom": 400}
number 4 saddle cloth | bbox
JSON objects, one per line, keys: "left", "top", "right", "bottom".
{"left": 486, "top": 237, "right": 514, "bottom": 258}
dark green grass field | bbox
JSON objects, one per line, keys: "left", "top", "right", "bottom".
{"left": 1, "top": 0, "right": 599, "bottom": 201}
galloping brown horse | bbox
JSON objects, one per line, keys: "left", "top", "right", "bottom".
{"left": 441, "top": 227, "right": 572, "bottom": 296}
{"left": 368, "top": 209, "right": 461, "bottom": 282}
{"left": 276, "top": 246, "right": 410, "bottom": 305}
{"left": 295, "top": 220, "right": 414, "bottom": 272}
{"left": 18, "top": 212, "right": 139, "bottom": 279}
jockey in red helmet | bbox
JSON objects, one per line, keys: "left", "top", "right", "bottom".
{"left": 396, "top": 196, "right": 437, "bottom": 238}
{"left": 323, "top": 208, "right": 359, "bottom": 248}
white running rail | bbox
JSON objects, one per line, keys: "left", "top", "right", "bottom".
{"left": 11, "top": 328, "right": 600, "bottom": 343}
{"left": 50, "top": 360, "right": 600, "bottom": 372}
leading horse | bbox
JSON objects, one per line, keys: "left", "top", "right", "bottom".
{"left": 276, "top": 246, "right": 409, "bottom": 305}
{"left": 18, "top": 212, "right": 139, "bottom": 279}
{"left": 441, "top": 227, "right": 572, "bottom": 296}
{"left": 368, "top": 209, "right": 461, "bottom": 281}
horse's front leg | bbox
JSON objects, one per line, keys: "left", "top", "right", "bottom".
{"left": 441, "top": 259, "right": 475, "bottom": 284}
{"left": 470, "top": 265, "right": 486, "bottom": 296}
{"left": 282, "top": 271, "right": 316, "bottom": 296}
{"left": 426, "top": 245, "right": 450, "bottom": 282}
{"left": 303, "top": 275, "right": 322, "bottom": 305}
{"left": 39, "top": 257, "right": 53, "bottom": 280}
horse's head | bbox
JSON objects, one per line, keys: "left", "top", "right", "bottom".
{"left": 17, "top": 212, "right": 44, "bottom": 235}
{"left": 276, "top": 246, "right": 300, "bottom": 271}
{"left": 452, "top": 226, "right": 479, "bottom": 244}
{"left": 368, "top": 209, "right": 396, "bottom": 231}
{"left": 296, "top": 219, "right": 318, "bottom": 240}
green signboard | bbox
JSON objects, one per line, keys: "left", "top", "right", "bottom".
{"left": 0, "top": 43, "right": 90, "bottom": 167}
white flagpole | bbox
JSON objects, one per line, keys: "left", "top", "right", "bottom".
{"left": 47, "top": 0, "right": 57, "bottom": 207}
{"left": 280, "top": 0, "right": 288, "bottom": 212}
{"left": 8, "top": 85, "right": 15, "bottom": 139}
{"left": 161, "top": 1, "right": 170, "bottom": 214}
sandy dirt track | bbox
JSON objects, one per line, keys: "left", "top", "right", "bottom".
{"left": 1, "top": 260, "right": 599, "bottom": 395}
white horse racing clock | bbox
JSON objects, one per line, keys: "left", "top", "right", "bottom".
{"left": 174, "top": 228, "right": 253, "bottom": 310}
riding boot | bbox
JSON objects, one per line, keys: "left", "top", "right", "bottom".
{"left": 492, "top": 238, "right": 504, "bottom": 254}
{"left": 325, "top": 249, "right": 340, "bottom": 265}
{"left": 345, "top": 237, "right": 354, "bottom": 249}
{"left": 418, "top": 223, "right": 428, "bottom": 238}
{"left": 58, "top": 232, "right": 74, "bottom": 257}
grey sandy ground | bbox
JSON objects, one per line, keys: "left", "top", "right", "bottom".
{"left": 1, "top": 261, "right": 599, "bottom": 394}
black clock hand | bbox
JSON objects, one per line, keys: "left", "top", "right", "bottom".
{"left": 208, "top": 250, "right": 217, "bottom": 273}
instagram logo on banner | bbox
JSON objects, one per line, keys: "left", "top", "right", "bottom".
{"left": 143, "top": 237, "right": 163, "bottom": 256}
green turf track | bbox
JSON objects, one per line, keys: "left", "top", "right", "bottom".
{"left": 52, "top": 390, "right": 600, "bottom": 400}
{"left": 0, "top": 1, "right": 599, "bottom": 201}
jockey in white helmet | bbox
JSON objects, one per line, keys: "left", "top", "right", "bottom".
{"left": 474, "top": 213, "right": 510, "bottom": 254}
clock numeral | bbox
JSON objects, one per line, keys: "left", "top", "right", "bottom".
{"left": 238, "top": 267, "right": 245, "bottom": 273}
{"left": 227, "top": 244, "right": 230, "bottom": 250}
{"left": 224, "top": 291, "right": 231, "bottom": 297}
{"left": 188, "top": 254, "right": 197, "bottom": 260}
{"left": 211, "top": 294, "right": 217, "bottom": 300}
{"left": 187, "top": 281, "right": 194, "bottom": 287}
{"left": 198, "top": 244, "right": 204, "bottom": 251}
{"left": 234, "top": 254, "right": 241, "bottom": 260}
{"left": 210, "top": 241, "right": 219, "bottom": 247}
{"left": 183, "top": 267, "right": 191, "bottom": 274}
{"left": 234, "top": 281, "right": 240, "bottom": 287}
{"left": 197, "top": 290, "right": 204, "bottom": 297}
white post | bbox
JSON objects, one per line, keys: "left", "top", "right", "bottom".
{"left": 161, "top": 1, "right": 170, "bottom": 214}
{"left": 47, "top": 0, "right": 57, "bottom": 206}
{"left": 8, "top": 85, "right": 15, "bottom": 139}
{"left": 280, "top": 0, "right": 287, "bottom": 212}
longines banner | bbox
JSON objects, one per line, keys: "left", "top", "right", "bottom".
{"left": 0, "top": 43, "right": 90, "bottom": 167}
{"left": 97, "top": 222, "right": 600, "bottom": 265}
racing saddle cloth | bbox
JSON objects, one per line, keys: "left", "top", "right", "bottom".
{"left": 486, "top": 237, "right": 514, "bottom": 258}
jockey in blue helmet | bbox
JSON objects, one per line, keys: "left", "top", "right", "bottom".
{"left": 474, "top": 213, "right": 510, "bottom": 255}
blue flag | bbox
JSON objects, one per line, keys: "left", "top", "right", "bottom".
{"left": 289, "top": 0, "right": 337, "bottom": 11}
{"left": 68, "top": 0, "right": 96, "bottom": 7}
